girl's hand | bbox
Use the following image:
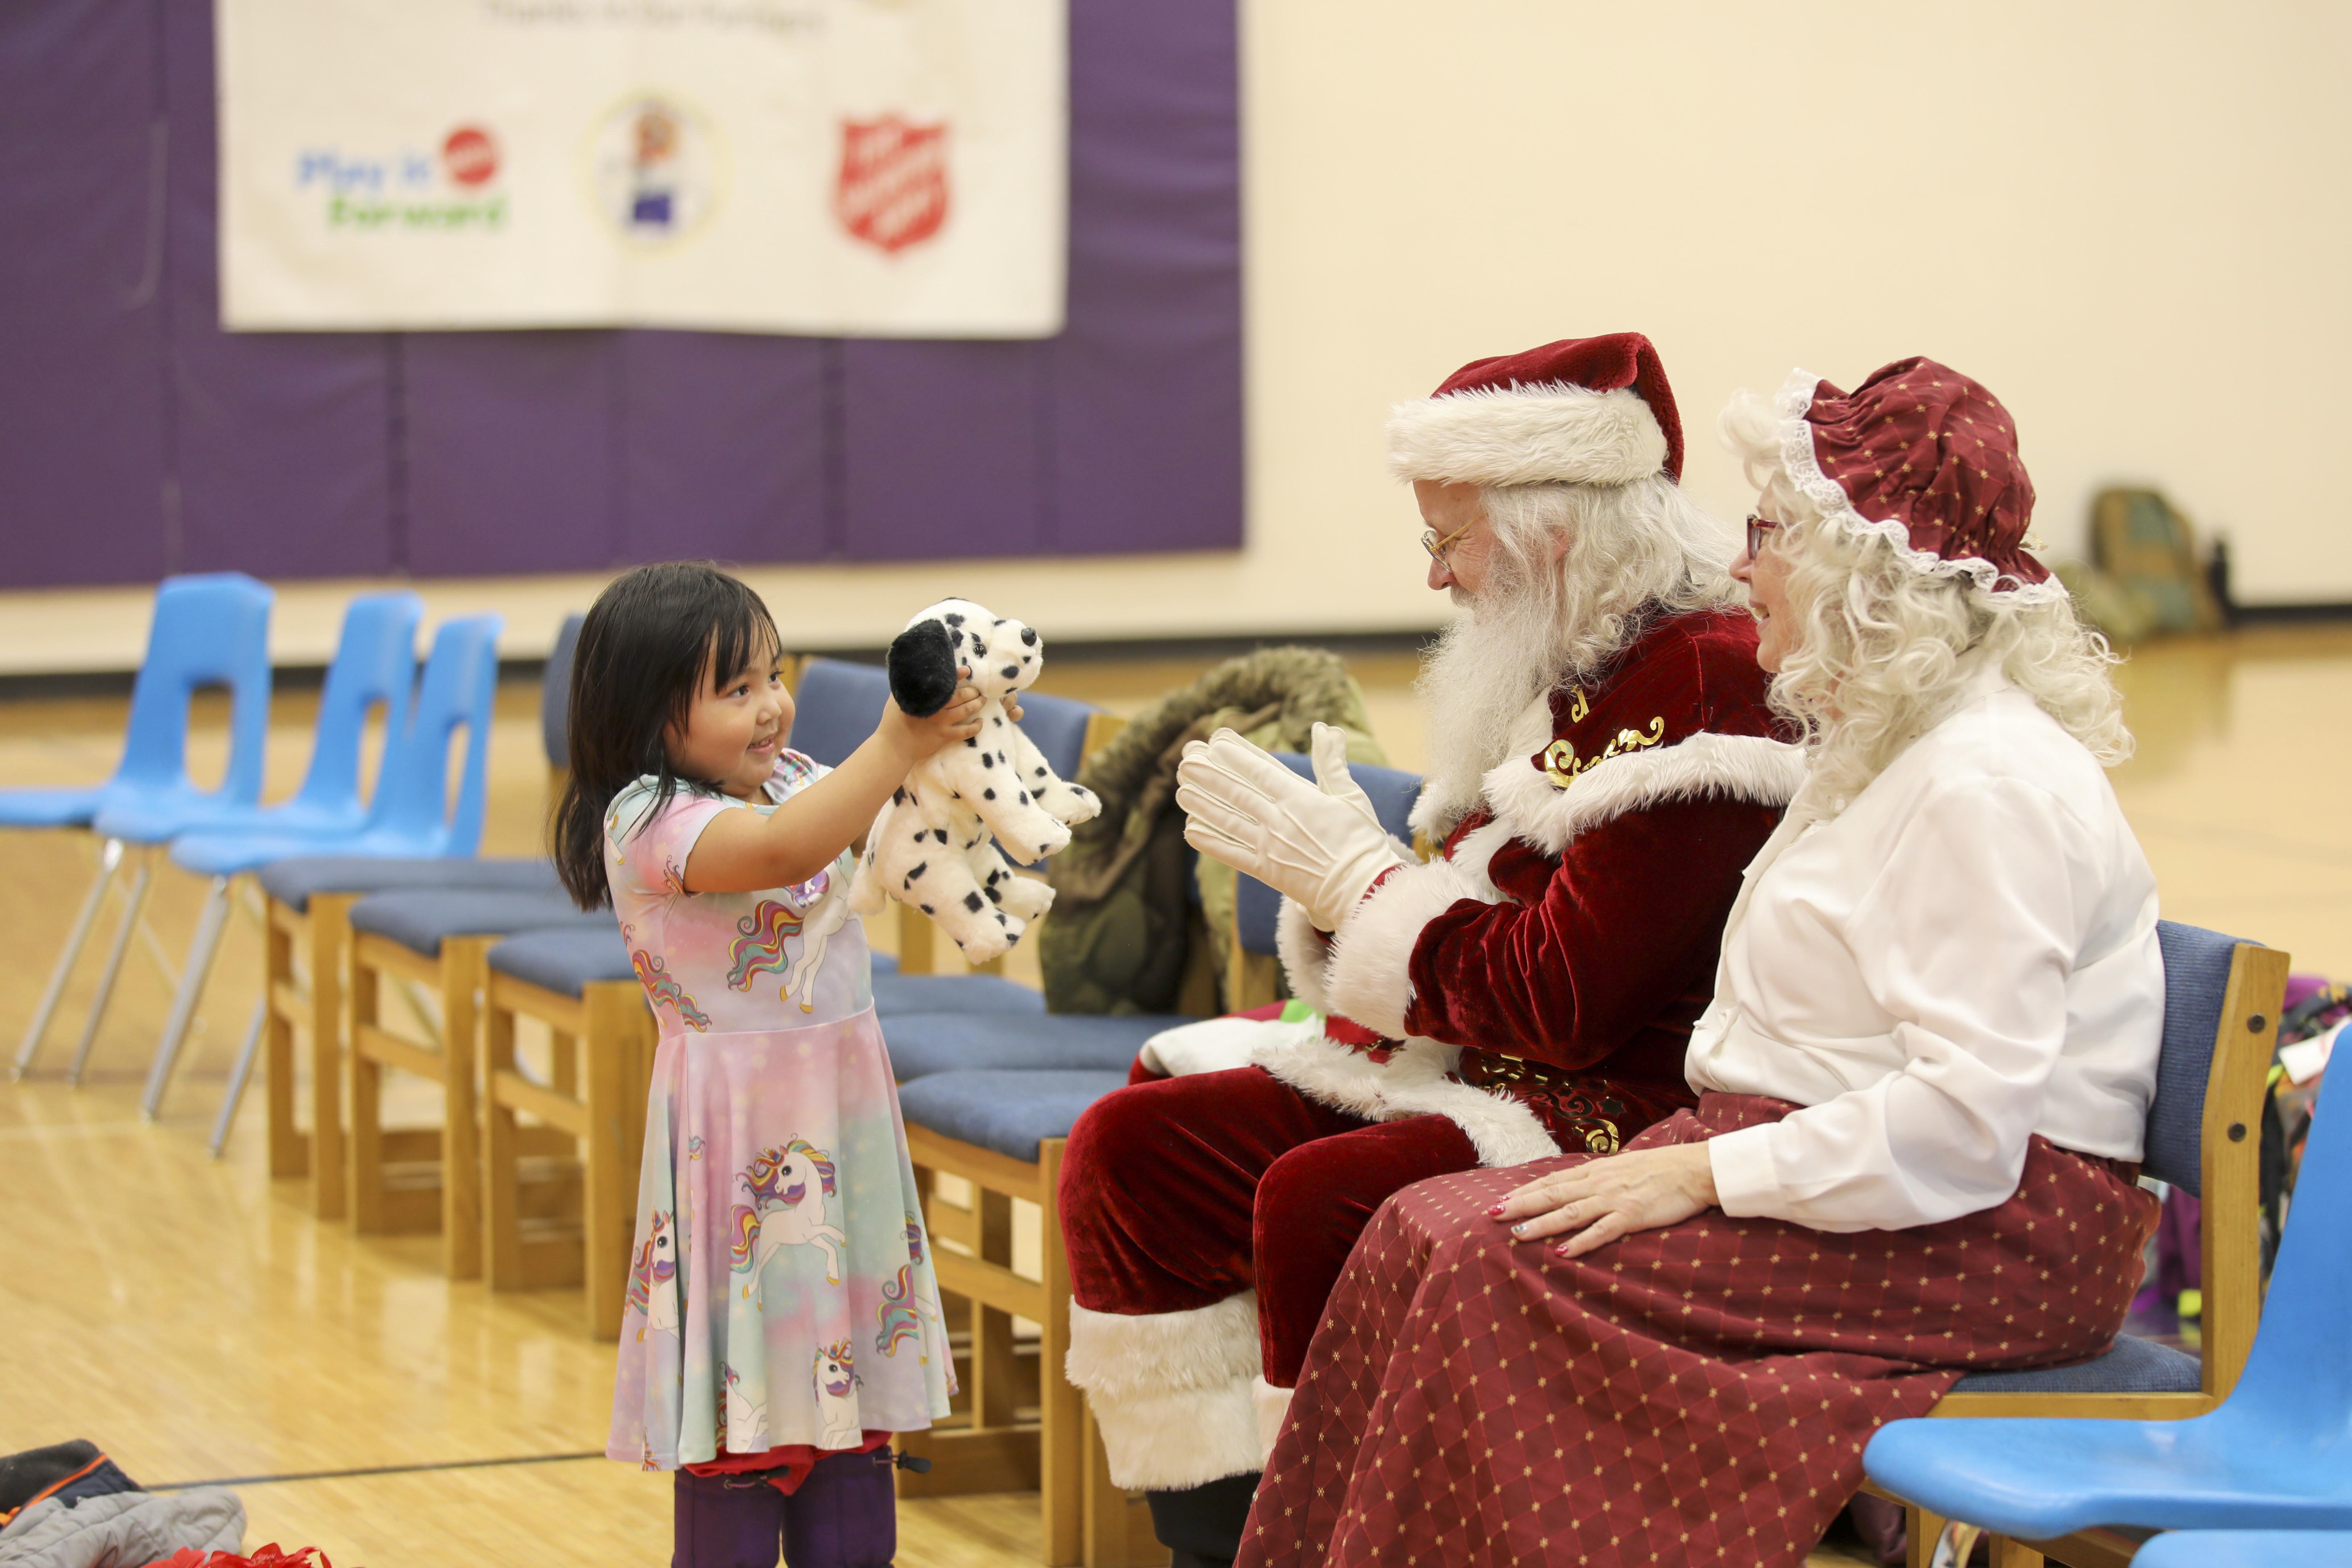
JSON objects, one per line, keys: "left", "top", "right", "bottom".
{"left": 1486, "top": 1143, "right": 1717, "bottom": 1259}
{"left": 882, "top": 673, "right": 986, "bottom": 760}
{"left": 1004, "top": 694, "right": 1025, "bottom": 723}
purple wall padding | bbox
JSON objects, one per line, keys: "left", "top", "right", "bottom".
{"left": 0, "top": 0, "right": 170, "bottom": 586}
{"left": 403, "top": 332, "right": 625, "bottom": 576}
{"left": 0, "top": 0, "right": 1241, "bottom": 588}
{"left": 161, "top": 0, "right": 396, "bottom": 579}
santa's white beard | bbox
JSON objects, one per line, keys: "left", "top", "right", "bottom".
{"left": 1417, "top": 557, "right": 1579, "bottom": 818}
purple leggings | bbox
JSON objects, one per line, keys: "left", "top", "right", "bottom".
{"left": 673, "top": 1449, "right": 897, "bottom": 1568}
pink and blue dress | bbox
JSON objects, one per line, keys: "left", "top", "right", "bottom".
{"left": 603, "top": 750, "right": 954, "bottom": 1469}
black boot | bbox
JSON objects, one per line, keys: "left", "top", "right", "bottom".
{"left": 1144, "top": 1473, "right": 1261, "bottom": 1568}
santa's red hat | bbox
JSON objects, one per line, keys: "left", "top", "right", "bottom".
{"left": 1387, "top": 332, "right": 1684, "bottom": 489}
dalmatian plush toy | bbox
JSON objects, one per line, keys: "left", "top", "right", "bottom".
{"left": 849, "top": 599, "right": 1101, "bottom": 965}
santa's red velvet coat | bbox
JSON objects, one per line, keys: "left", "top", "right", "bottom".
{"left": 1060, "top": 606, "right": 1806, "bottom": 1492}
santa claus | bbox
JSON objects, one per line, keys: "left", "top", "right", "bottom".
{"left": 1056, "top": 333, "right": 1806, "bottom": 1566}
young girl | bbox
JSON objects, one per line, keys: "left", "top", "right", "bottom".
{"left": 554, "top": 562, "right": 980, "bottom": 1568}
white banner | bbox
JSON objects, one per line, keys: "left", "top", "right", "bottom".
{"left": 216, "top": 0, "right": 1066, "bottom": 337}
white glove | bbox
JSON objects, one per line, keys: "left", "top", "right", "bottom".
{"left": 1175, "top": 724, "right": 1410, "bottom": 933}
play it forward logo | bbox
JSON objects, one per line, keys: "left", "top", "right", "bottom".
{"left": 297, "top": 123, "right": 507, "bottom": 230}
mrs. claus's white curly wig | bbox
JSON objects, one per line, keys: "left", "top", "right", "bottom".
{"left": 1718, "top": 389, "right": 2131, "bottom": 812}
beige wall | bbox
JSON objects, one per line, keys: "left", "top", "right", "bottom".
{"left": 3, "top": 0, "right": 2343, "bottom": 672}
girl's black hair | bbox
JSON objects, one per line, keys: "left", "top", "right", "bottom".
{"left": 552, "top": 561, "right": 782, "bottom": 909}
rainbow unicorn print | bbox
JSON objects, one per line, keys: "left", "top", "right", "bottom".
{"left": 631, "top": 950, "right": 710, "bottom": 1031}
{"left": 719, "top": 1364, "right": 769, "bottom": 1452}
{"left": 727, "top": 1140, "right": 846, "bottom": 1300}
{"left": 876, "top": 1210, "right": 944, "bottom": 1358}
{"left": 813, "top": 1340, "right": 862, "bottom": 1447}
{"left": 626, "top": 1210, "right": 679, "bottom": 1341}
{"left": 724, "top": 882, "right": 855, "bottom": 1015}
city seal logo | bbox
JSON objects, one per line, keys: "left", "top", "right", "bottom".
{"left": 833, "top": 116, "right": 949, "bottom": 256}
{"left": 588, "top": 96, "right": 720, "bottom": 244}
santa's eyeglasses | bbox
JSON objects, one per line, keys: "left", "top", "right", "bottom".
{"left": 1745, "top": 514, "right": 1780, "bottom": 559}
{"left": 1421, "top": 522, "right": 1474, "bottom": 564}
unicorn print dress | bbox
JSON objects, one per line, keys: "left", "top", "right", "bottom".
{"left": 604, "top": 750, "right": 953, "bottom": 1470}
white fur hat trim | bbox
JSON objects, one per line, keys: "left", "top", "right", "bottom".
{"left": 1387, "top": 383, "right": 1668, "bottom": 489}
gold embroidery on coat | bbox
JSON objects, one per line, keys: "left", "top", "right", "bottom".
{"left": 1565, "top": 687, "right": 1591, "bottom": 724}
{"left": 1538, "top": 715, "right": 1667, "bottom": 787}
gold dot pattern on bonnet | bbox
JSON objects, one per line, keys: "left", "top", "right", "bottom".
{"left": 1802, "top": 356, "right": 2050, "bottom": 589}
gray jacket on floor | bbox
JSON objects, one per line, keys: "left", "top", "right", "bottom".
{"left": 0, "top": 1489, "right": 243, "bottom": 1568}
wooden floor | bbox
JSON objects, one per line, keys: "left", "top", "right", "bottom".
{"left": 7, "top": 626, "right": 2346, "bottom": 1567}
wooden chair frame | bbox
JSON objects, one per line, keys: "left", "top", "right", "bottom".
{"left": 260, "top": 890, "right": 353, "bottom": 1217}
{"left": 1866, "top": 941, "right": 2292, "bottom": 1568}
{"left": 482, "top": 968, "right": 658, "bottom": 1339}
{"left": 346, "top": 928, "right": 496, "bottom": 1277}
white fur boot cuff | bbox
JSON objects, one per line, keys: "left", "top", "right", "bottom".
{"left": 1065, "top": 1294, "right": 1265, "bottom": 1490}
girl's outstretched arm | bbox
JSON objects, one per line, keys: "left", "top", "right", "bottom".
{"left": 683, "top": 681, "right": 985, "bottom": 893}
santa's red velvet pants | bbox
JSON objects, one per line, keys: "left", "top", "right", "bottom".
{"left": 1057, "top": 1065, "right": 1484, "bottom": 1490}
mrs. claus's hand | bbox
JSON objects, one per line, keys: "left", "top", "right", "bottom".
{"left": 1486, "top": 1142, "right": 1719, "bottom": 1259}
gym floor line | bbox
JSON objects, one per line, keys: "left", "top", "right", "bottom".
{"left": 147, "top": 1453, "right": 606, "bottom": 1494}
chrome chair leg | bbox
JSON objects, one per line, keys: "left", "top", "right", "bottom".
{"left": 65, "top": 847, "right": 154, "bottom": 1089}
{"left": 13, "top": 837, "right": 123, "bottom": 1079}
{"left": 143, "top": 874, "right": 232, "bottom": 1119}
{"left": 209, "top": 997, "right": 268, "bottom": 1160}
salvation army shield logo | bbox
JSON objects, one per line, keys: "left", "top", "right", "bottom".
{"left": 833, "top": 117, "right": 949, "bottom": 255}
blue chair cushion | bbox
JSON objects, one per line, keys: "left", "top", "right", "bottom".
{"left": 1948, "top": 1333, "right": 2199, "bottom": 1395}
{"left": 257, "top": 856, "right": 560, "bottom": 914}
{"left": 489, "top": 927, "right": 635, "bottom": 998}
{"left": 872, "top": 973, "right": 1048, "bottom": 1022}
{"left": 787, "top": 660, "right": 893, "bottom": 769}
{"left": 882, "top": 1011, "right": 1175, "bottom": 1081}
{"left": 871, "top": 950, "right": 899, "bottom": 977}
{"left": 2146, "top": 920, "right": 2253, "bottom": 1194}
{"left": 895, "top": 1069, "right": 1132, "bottom": 1161}
{"left": 350, "top": 889, "right": 611, "bottom": 956}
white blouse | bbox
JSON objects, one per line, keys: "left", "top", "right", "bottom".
{"left": 1685, "top": 671, "right": 2163, "bottom": 1233}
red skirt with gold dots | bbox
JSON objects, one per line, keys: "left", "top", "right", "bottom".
{"left": 1237, "top": 1093, "right": 2156, "bottom": 1568}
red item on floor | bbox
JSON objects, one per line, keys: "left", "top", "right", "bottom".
{"left": 142, "top": 1547, "right": 334, "bottom": 1568}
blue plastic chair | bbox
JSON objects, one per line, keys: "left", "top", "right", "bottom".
{"left": 84, "top": 593, "right": 423, "bottom": 1108}
{"left": 1865, "top": 928, "right": 2351, "bottom": 1542}
{"left": 8, "top": 574, "right": 274, "bottom": 1084}
{"left": 148, "top": 615, "right": 504, "bottom": 1128}
{"left": 2135, "top": 1531, "right": 2352, "bottom": 1567}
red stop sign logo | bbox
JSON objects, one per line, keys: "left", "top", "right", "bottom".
{"left": 443, "top": 125, "right": 499, "bottom": 187}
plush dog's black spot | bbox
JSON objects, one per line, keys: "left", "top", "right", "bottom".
{"left": 984, "top": 885, "right": 1000, "bottom": 903}
{"left": 934, "top": 829, "right": 950, "bottom": 844}
{"left": 904, "top": 861, "right": 927, "bottom": 883}
{"left": 994, "top": 912, "right": 1008, "bottom": 925}
{"left": 886, "top": 619, "right": 959, "bottom": 717}
{"left": 990, "top": 715, "right": 1003, "bottom": 727}
{"left": 1020, "top": 627, "right": 1037, "bottom": 646}
{"left": 1033, "top": 767, "right": 1047, "bottom": 778}
{"left": 1000, "top": 664, "right": 1020, "bottom": 680}
{"left": 893, "top": 787, "right": 907, "bottom": 805}
{"left": 963, "top": 891, "right": 984, "bottom": 913}
{"left": 983, "top": 788, "right": 996, "bottom": 800}
{"left": 920, "top": 903, "right": 935, "bottom": 915}
{"left": 980, "top": 753, "right": 993, "bottom": 768}
{"left": 1018, "top": 791, "right": 1029, "bottom": 804}
{"left": 944, "top": 612, "right": 965, "bottom": 626}
{"left": 964, "top": 736, "right": 977, "bottom": 747}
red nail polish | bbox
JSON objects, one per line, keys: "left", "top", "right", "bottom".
{"left": 1486, "top": 1204, "right": 1504, "bottom": 1217}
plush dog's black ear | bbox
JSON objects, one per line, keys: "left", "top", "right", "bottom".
{"left": 887, "top": 619, "right": 960, "bottom": 717}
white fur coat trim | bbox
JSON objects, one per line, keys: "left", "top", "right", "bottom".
{"left": 1321, "top": 855, "right": 1498, "bottom": 1040}
{"left": 1386, "top": 384, "right": 1667, "bottom": 490}
{"left": 1249, "top": 1026, "right": 1562, "bottom": 1169}
{"left": 1253, "top": 1376, "right": 1293, "bottom": 1466}
{"left": 1480, "top": 730, "right": 1810, "bottom": 856}
{"left": 1066, "top": 1294, "right": 1263, "bottom": 1489}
